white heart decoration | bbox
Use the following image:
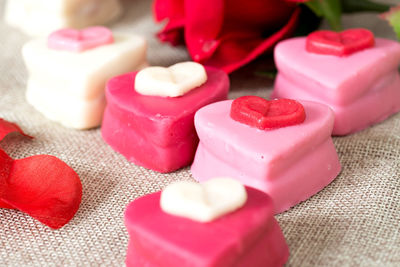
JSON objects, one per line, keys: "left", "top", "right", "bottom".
{"left": 160, "top": 178, "right": 247, "bottom": 222}
{"left": 134, "top": 62, "right": 207, "bottom": 97}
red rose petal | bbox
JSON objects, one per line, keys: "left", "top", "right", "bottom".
{"left": 285, "top": 0, "right": 308, "bottom": 2}
{"left": 184, "top": 0, "right": 224, "bottom": 62}
{"left": 0, "top": 118, "right": 32, "bottom": 141}
{"left": 157, "top": 18, "right": 185, "bottom": 46}
{"left": 0, "top": 200, "right": 14, "bottom": 209}
{"left": 225, "top": 0, "right": 296, "bottom": 29}
{"left": 230, "top": 96, "right": 306, "bottom": 129}
{"left": 0, "top": 118, "right": 31, "bottom": 209}
{"left": 154, "top": 0, "right": 300, "bottom": 72}
{"left": 199, "top": 7, "right": 301, "bottom": 73}
{"left": 0, "top": 150, "right": 14, "bottom": 209}
{"left": 154, "top": 0, "right": 186, "bottom": 45}
{"left": 154, "top": 0, "right": 185, "bottom": 22}
{"left": 0, "top": 150, "right": 82, "bottom": 229}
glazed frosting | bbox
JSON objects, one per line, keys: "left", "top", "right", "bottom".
{"left": 191, "top": 100, "right": 341, "bottom": 213}
{"left": 275, "top": 38, "right": 400, "bottom": 105}
{"left": 101, "top": 67, "right": 229, "bottom": 172}
{"left": 125, "top": 186, "right": 289, "bottom": 266}
{"left": 272, "top": 36, "right": 400, "bottom": 135}
{"left": 135, "top": 62, "right": 208, "bottom": 97}
{"left": 160, "top": 178, "right": 247, "bottom": 222}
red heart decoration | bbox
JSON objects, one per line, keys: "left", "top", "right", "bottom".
{"left": 0, "top": 150, "right": 82, "bottom": 229}
{"left": 230, "top": 96, "right": 306, "bottom": 129}
{"left": 306, "top": 28, "right": 375, "bottom": 56}
{"left": 48, "top": 26, "right": 114, "bottom": 52}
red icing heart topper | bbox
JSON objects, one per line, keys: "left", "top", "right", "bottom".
{"left": 0, "top": 118, "right": 82, "bottom": 229}
{"left": 230, "top": 96, "right": 306, "bottom": 129}
{"left": 48, "top": 26, "right": 114, "bottom": 52}
{"left": 306, "top": 28, "right": 375, "bottom": 56}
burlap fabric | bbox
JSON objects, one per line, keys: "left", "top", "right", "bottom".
{"left": 1, "top": 0, "right": 399, "bottom": 266}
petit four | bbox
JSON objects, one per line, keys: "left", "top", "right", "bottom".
{"left": 125, "top": 178, "right": 289, "bottom": 266}
{"left": 5, "top": 0, "right": 122, "bottom": 36}
{"left": 191, "top": 96, "right": 341, "bottom": 214}
{"left": 101, "top": 62, "right": 229, "bottom": 173}
{"left": 22, "top": 27, "right": 147, "bottom": 129}
{"left": 271, "top": 29, "right": 400, "bottom": 135}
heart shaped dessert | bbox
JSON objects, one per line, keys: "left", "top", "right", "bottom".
{"left": 273, "top": 29, "right": 400, "bottom": 135}
{"left": 230, "top": 96, "right": 305, "bottom": 129}
{"left": 306, "top": 28, "right": 375, "bottom": 56}
{"left": 101, "top": 66, "right": 229, "bottom": 173}
{"left": 192, "top": 100, "right": 341, "bottom": 213}
{"left": 24, "top": 27, "right": 146, "bottom": 129}
{"left": 48, "top": 26, "right": 114, "bottom": 52}
{"left": 134, "top": 62, "right": 207, "bottom": 97}
{"left": 160, "top": 178, "right": 247, "bottom": 222}
{"left": 124, "top": 178, "right": 289, "bottom": 266}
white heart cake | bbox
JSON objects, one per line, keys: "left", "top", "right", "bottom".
{"left": 134, "top": 62, "right": 207, "bottom": 97}
{"left": 160, "top": 178, "right": 247, "bottom": 222}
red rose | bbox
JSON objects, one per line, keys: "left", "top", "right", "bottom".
{"left": 154, "top": 0, "right": 302, "bottom": 73}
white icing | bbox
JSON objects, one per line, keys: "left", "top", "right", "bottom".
{"left": 134, "top": 62, "right": 207, "bottom": 97}
{"left": 160, "top": 178, "right": 247, "bottom": 222}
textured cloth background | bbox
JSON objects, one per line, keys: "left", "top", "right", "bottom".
{"left": 1, "top": 0, "right": 399, "bottom": 266}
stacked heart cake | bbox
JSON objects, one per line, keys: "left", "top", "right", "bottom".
{"left": 191, "top": 96, "right": 341, "bottom": 213}
{"left": 271, "top": 28, "right": 400, "bottom": 135}
{"left": 124, "top": 178, "right": 289, "bottom": 266}
{"left": 101, "top": 62, "right": 229, "bottom": 173}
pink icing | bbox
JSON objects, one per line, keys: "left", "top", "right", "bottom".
{"left": 125, "top": 187, "right": 289, "bottom": 267}
{"left": 274, "top": 38, "right": 400, "bottom": 105}
{"left": 191, "top": 100, "right": 341, "bottom": 214}
{"left": 272, "top": 37, "right": 400, "bottom": 135}
{"left": 48, "top": 26, "right": 114, "bottom": 52}
{"left": 273, "top": 70, "right": 400, "bottom": 135}
{"left": 101, "top": 67, "right": 229, "bottom": 173}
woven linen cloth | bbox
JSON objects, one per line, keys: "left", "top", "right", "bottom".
{"left": 1, "top": 0, "right": 399, "bottom": 266}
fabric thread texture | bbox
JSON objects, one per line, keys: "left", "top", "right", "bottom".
{"left": 0, "top": 0, "right": 399, "bottom": 266}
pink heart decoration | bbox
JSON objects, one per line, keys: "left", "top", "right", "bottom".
{"left": 48, "top": 26, "right": 114, "bottom": 52}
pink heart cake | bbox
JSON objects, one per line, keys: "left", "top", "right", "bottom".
{"left": 48, "top": 27, "right": 114, "bottom": 52}
{"left": 101, "top": 65, "right": 229, "bottom": 173}
{"left": 191, "top": 97, "right": 341, "bottom": 214}
{"left": 271, "top": 29, "right": 400, "bottom": 135}
{"left": 124, "top": 182, "right": 289, "bottom": 266}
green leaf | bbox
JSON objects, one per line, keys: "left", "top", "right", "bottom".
{"left": 381, "top": 6, "right": 400, "bottom": 40}
{"left": 294, "top": 5, "right": 322, "bottom": 37}
{"left": 341, "top": 0, "right": 391, "bottom": 13}
{"left": 254, "top": 70, "right": 277, "bottom": 79}
{"left": 305, "top": 0, "right": 343, "bottom": 31}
